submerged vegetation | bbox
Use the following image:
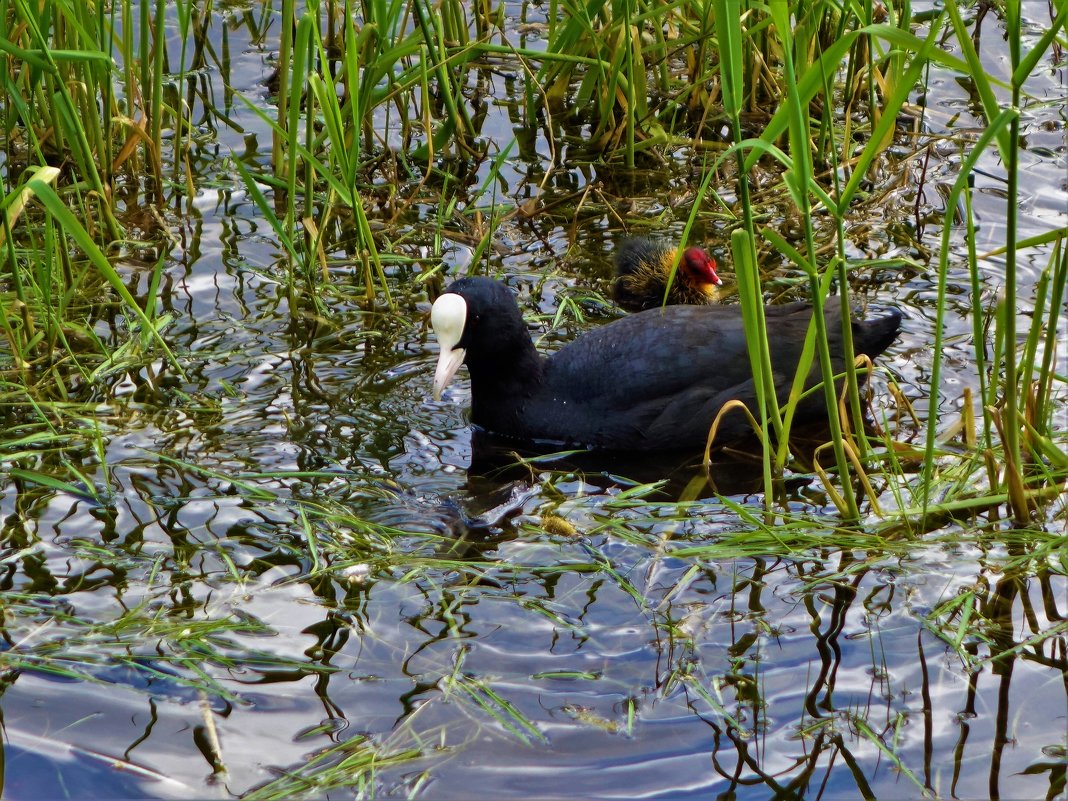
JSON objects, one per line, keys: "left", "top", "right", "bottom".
{"left": 1, "top": 0, "right": 1066, "bottom": 798}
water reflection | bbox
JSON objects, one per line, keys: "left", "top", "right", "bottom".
{"left": 2, "top": 458, "right": 1066, "bottom": 799}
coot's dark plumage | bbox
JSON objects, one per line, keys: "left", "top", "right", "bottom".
{"left": 612, "top": 238, "right": 723, "bottom": 311}
{"left": 431, "top": 277, "right": 902, "bottom": 451}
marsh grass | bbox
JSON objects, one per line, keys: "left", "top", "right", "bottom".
{"left": 2, "top": 0, "right": 190, "bottom": 498}
{"left": 0, "top": 0, "right": 1063, "bottom": 613}
{"left": 239, "top": 0, "right": 1063, "bottom": 523}
{"left": 694, "top": 0, "right": 1067, "bottom": 524}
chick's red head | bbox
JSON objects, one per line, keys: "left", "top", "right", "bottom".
{"left": 681, "top": 247, "right": 722, "bottom": 288}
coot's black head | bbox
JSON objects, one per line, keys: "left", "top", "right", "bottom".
{"left": 430, "top": 277, "right": 532, "bottom": 400}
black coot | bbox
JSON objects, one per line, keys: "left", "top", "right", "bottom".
{"left": 431, "top": 277, "right": 902, "bottom": 450}
{"left": 612, "top": 238, "right": 723, "bottom": 311}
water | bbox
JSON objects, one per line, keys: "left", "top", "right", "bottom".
{"left": 1, "top": 3, "right": 1065, "bottom": 800}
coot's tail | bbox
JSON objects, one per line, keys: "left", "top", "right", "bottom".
{"left": 853, "top": 308, "right": 903, "bottom": 358}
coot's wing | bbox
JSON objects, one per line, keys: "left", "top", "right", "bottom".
{"left": 547, "top": 307, "right": 755, "bottom": 395}
{"left": 537, "top": 306, "right": 778, "bottom": 448}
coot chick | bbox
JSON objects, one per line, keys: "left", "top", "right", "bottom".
{"left": 612, "top": 238, "right": 723, "bottom": 311}
{"left": 431, "top": 277, "right": 901, "bottom": 451}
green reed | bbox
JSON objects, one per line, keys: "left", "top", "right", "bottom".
{"left": 1, "top": 0, "right": 194, "bottom": 502}
{"left": 684, "top": 0, "right": 1067, "bottom": 522}
{"left": 2, "top": 0, "right": 1066, "bottom": 523}
{"left": 523, "top": 0, "right": 1066, "bottom": 524}
{"left": 1, "top": 0, "right": 193, "bottom": 333}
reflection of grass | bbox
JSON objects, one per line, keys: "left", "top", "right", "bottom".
{"left": 1, "top": 590, "right": 312, "bottom": 702}
{"left": 2, "top": 451, "right": 1063, "bottom": 795}
{"left": 243, "top": 733, "right": 427, "bottom": 801}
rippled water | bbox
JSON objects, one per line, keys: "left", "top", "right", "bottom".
{"left": 1, "top": 3, "right": 1065, "bottom": 800}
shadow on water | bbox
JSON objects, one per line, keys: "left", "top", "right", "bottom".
{"left": 464, "top": 428, "right": 823, "bottom": 501}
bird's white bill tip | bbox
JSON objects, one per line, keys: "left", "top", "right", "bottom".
{"left": 432, "top": 347, "right": 466, "bottom": 400}
{"left": 430, "top": 293, "right": 468, "bottom": 400}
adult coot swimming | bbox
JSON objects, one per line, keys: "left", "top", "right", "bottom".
{"left": 431, "top": 277, "right": 902, "bottom": 450}
{"left": 612, "top": 238, "right": 723, "bottom": 311}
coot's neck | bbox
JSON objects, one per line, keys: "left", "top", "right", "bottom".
{"left": 466, "top": 338, "right": 545, "bottom": 429}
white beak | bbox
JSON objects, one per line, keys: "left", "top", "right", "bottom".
{"left": 430, "top": 293, "right": 468, "bottom": 401}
